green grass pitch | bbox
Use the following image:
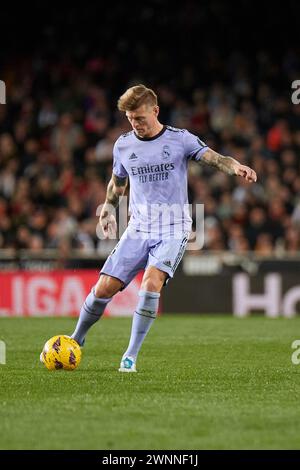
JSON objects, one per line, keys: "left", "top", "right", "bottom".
{"left": 0, "top": 315, "right": 300, "bottom": 450}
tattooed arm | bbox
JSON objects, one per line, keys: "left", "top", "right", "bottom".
{"left": 200, "top": 148, "right": 257, "bottom": 183}
{"left": 100, "top": 174, "right": 128, "bottom": 237}
{"left": 106, "top": 174, "right": 128, "bottom": 206}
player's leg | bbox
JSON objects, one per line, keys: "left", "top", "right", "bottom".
{"left": 71, "top": 275, "right": 123, "bottom": 346}
{"left": 119, "top": 266, "right": 167, "bottom": 372}
{"left": 119, "top": 232, "right": 190, "bottom": 372}
{"left": 72, "top": 227, "right": 148, "bottom": 346}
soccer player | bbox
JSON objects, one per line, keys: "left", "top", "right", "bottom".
{"left": 70, "top": 84, "right": 257, "bottom": 372}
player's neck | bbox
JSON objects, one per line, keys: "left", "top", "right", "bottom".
{"left": 137, "top": 121, "right": 164, "bottom": 140}
{"left": 145, "top": 122, "right": 164, "bottom": 138}
{"left": 134, "top": 122, "right": 165, "bottom": 141}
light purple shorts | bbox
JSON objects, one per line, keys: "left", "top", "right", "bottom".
{"left": 100, "top": 227, "right": 189, "bottom": 289}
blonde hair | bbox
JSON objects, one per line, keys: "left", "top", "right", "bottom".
{"left": 117, "top": 84, "right": 158, "bottom": 111}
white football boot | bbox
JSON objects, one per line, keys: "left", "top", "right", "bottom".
{"left": 118, "top": 356, "right": 137, "bottom": 373}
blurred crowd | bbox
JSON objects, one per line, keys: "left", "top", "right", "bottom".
{"left": 0, "top": 5, "right": 300, "bottom": 256}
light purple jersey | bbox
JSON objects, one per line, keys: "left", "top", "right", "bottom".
{"left": 113, "top": 125, "right": 208, "bottom": 235}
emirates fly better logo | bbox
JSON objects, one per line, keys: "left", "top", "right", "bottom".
{"left": 0, "top": 80, "right": 6, "bottom": 104}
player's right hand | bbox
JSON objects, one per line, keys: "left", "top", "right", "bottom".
{"left": 235, "top": 163, "right": 257, "bottom": 183}
{"left": 100, "top": 210, "right": 117, "bottom": 238}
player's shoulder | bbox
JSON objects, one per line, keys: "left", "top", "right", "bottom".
{"left": 165, "top": 125, "right": 186, "bottom": 134}
{"left": 166, "top": 126, "right": 194, "bottom": 141}
{"left": 119, "top": 130, "right": 134, "bottom": 139}
{"left": 114, "top": 130, "right": 134, "bottom": 150}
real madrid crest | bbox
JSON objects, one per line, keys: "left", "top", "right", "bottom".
{"left": 162, "top": 145, "right": 171, "bottom": 159}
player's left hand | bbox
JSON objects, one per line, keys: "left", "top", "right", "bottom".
{"left": 235, "top": 163, "right": 257, "bottom": 183}
{"left": 99, "top": 208, "right": 117, "bottom": 238}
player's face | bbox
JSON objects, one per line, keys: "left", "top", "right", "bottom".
{"left": 126, "top": 104, "right": 159, "bottom": 138}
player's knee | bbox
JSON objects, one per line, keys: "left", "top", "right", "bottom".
{"left": 142, "top": 272, "right": 166, "bottom": 292}
{"left": 94, "top": 275, "right": 123, "bottom": 298}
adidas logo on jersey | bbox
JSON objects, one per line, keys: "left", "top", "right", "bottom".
{"left": 163, "top": 260, "right": 172, "bottom": 268}
{"left": 129, "top": 153, "right": 138, "bottom": 160}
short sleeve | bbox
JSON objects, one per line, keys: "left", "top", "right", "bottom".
{"left": 183, "top": 130, "right": 208, "bottom": 161}
{"left": 112, "top": 141, "right": 128, "bottom": 178}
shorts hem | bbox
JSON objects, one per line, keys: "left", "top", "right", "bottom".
{"left": 100, "top": 271, "right": 127, "bottom": 290}
{"left": 146, "top": 261, "right": 174, "bottom": 283}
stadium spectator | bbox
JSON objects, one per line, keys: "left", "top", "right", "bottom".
{"left": 1, "top": 17, "right": 300, "bottom": 256}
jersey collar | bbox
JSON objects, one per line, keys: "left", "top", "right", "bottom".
{"left": 134, "top": 125, "right": 167, "bottom": 141}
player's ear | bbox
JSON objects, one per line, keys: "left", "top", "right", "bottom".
{"left": 153, "top": 105, "right": 159, "bottom": 117}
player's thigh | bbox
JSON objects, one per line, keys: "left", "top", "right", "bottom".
{"left": 94, "top": 274, "right": 124, "bottom": 298}
{"left": 141, "top": 266, "right": 168, "bottom": 292}
{"left": 100, "top": 227, "right": 149, "bottom": 290}
{"left": 147, "top": 232, "right": 190, "bottom": 281}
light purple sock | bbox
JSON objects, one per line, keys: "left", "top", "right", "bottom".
{"left": 123, "top": 290, "right": 160, "bottom": 361}
{"left": 71, "top": 287, "right": 111, "bottom": 346}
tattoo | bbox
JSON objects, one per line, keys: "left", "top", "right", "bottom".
{"left": 201, "top": 149, "right": 238, "bottom": 176}
{"left": 106, "top": 179, "right": 119, "bottom": 206}
{"left": 112, "top": 174, "right": 128, "bottom": 187}
{"left": 105, "top": 175, "right": 128, "bottom": 207}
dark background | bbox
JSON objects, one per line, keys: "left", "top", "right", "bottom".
{"left": 1, "top": 1, "right": 300, "bottom": 88}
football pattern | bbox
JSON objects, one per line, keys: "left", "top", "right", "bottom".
{"left": 40, "top": 335, "right": 82, "bottom": 371}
